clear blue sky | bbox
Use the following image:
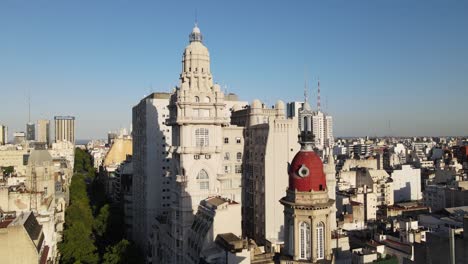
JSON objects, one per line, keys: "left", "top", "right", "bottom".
{"left": 1, "top": 0, "right": 467, "bottom": 139}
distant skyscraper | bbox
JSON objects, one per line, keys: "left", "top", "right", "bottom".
{"left": 310, "top": 80, "right": 334, "bottom": 150}
{"left": 54, "top": 116, "right": 75, "bottom": 144}
{"left": 37, "top": 119, "right": 50, "bottom": 145}
{"left": 107, "top": 131, "right": 117, "bottom": 145}
{"left": 0, "top": 125, "right": 7, "bottom": 145}
{"left": 26, "top": 123, "right": 35, "bottom": 141}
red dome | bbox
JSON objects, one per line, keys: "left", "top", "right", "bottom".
{"left": 289, "top": 150, "right": 327, "bottom": 192}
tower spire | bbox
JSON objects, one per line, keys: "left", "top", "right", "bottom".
{"left": 299, "top": 77, "right": 314, "bottom": 150}
{"left": 302, "top": 68, "right": 312, "bottom": 111}
{"left": 304, "top": 79, "right": 308, "bottom": 104}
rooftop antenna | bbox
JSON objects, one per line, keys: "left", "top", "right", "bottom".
{"left": 317, "top": 77, "right": 321, "bottom": 112}
{"left": 304, "top": 79, "right": 308, "bottom": 103}
{"left": 304, "top": 67, "right": 308, "bottom": 103}
{"left": 28, "top": 90, "right": 31, "bottom": 123}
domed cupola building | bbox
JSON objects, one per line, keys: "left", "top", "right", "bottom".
{"left": 280, "top": 98, "right": 334, "bottom": 263}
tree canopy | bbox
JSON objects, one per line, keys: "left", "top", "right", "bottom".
{"left": 59, "top": 148, "right": 143, "bottom": 264}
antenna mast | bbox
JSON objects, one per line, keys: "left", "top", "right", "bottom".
{"left": 28, "top": 91, "right": 31, "bottom": 123}
{"left": 304, "top": 79, "right": 308, "bottom": 103}
{"left": 317, "top": 77, "right": 321, "bottom": 112}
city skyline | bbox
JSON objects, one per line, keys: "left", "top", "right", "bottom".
{"left": 1, "top": 0, "right": 467, "bottom": 139}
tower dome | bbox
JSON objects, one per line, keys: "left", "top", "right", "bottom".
{"left": 275, "top": 100, "right": 285, "bottom": 110}
{"left": 251, "top": 99, "right": 262, "bottom": 109}
{"left": 180, "top": 24, "right": 213, "bottom": 90}
{"left": 288, "top": 149, "right": 327, "bottom": 192}
{"left": 189, "top": 23, "right": 203, "bottom": 42}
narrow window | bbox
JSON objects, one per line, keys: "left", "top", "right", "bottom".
{"left": 299, "top": 222, "right": 311, "bottom": 260}
{"left": 317, "top": 222, "right": 325, "bottom": 260}
{"left": 195, "top": 128, "right": 209, "bottom": 147}
{"left": 197, "top": 169, "right": 209, "bottom": 190}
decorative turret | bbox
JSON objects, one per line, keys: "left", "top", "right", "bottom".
{"left": 180, "top": 23, "right": 213, "bottom": 91}
{"left": 278, "top": 86, "right": 334, "bottom": 263}
{"left": 189, "top": 23, "right": 203, "bottom": 43}
{"left": 298, "top": 81, "right": 315, "bottom": 151}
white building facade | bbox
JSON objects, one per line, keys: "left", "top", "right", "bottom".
{"left": 131, "top": 92, "right": 173, "bottom": 251}
{"left": 391, "top": 165, "right": 422, "bottom": 202}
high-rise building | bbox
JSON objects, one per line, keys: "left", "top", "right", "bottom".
{"left": 231, "top": 99, "right": 300, "bottom": 249}
{"left": 54, "top": 116, "right": 75, "bottom": 144}
{"left": 312, "top": 110, "right": 334, "bottom": 150}
{"left": 0, "top": 125, "right": 7, "bottom": 145}
{"left": 107, "top": 131, "right": 117, "bottom": 145}
{"left": 37, "top": 119, "right": 50, "bottom": 145}
{"left": 26, "top": 123, "right": 35, "bottom": 141}
{"left": 131, "top": 92, "right": 173, "bottom": 251}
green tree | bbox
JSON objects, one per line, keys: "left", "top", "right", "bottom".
{"left": 61, "top": 148, "right": 144, "bottom": 263}
{"left": 103, "top": 239, "right": 143, "bottom": 264}
{"left": 94, "top": 204, "right": 109, "bottom": 237}
{"left": 59, "top": 222, "right": 98, "bottom": 264}
{"left": 1, "top": 166, "right": 14, "bottom": 175}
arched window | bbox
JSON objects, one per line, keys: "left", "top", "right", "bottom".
{"left": 194, "top": 96, "right": 200, "bottom": 102}
{"left": 197, "top": 169, "right": 209, "bottom": 190}
{"left": 236, "top": 152, "right": 242, "bottom": 160}
{"left": 299, "top": 222, "right": 311, "bottom": 260}
{"left": 303, "top": 116, "right": 308, "bottom": 132}
{"left": 316, "top": 222, "right": 325, "bottom": 260}
{"left": 195, "top": 128, "right": 209, "bottom": 147}
{"left": 204, "top": 96, "right": 211, "bottom": 103}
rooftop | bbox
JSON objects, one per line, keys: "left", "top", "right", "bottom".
{"left": 204, "top": 196, "right": 238, "bottom": 207}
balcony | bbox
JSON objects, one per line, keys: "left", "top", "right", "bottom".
{"left": 177, "top": 146, "right": 222, "bottom": 154}
{"left": 176, "top": 175, "right": 187, "bottom": 183}
{"left": 166, "top": 116, "right": 228, "bottom": 126}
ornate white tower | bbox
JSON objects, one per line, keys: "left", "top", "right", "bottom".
{"left": 166, "top": 24, "right": 229, "bottom": 263}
